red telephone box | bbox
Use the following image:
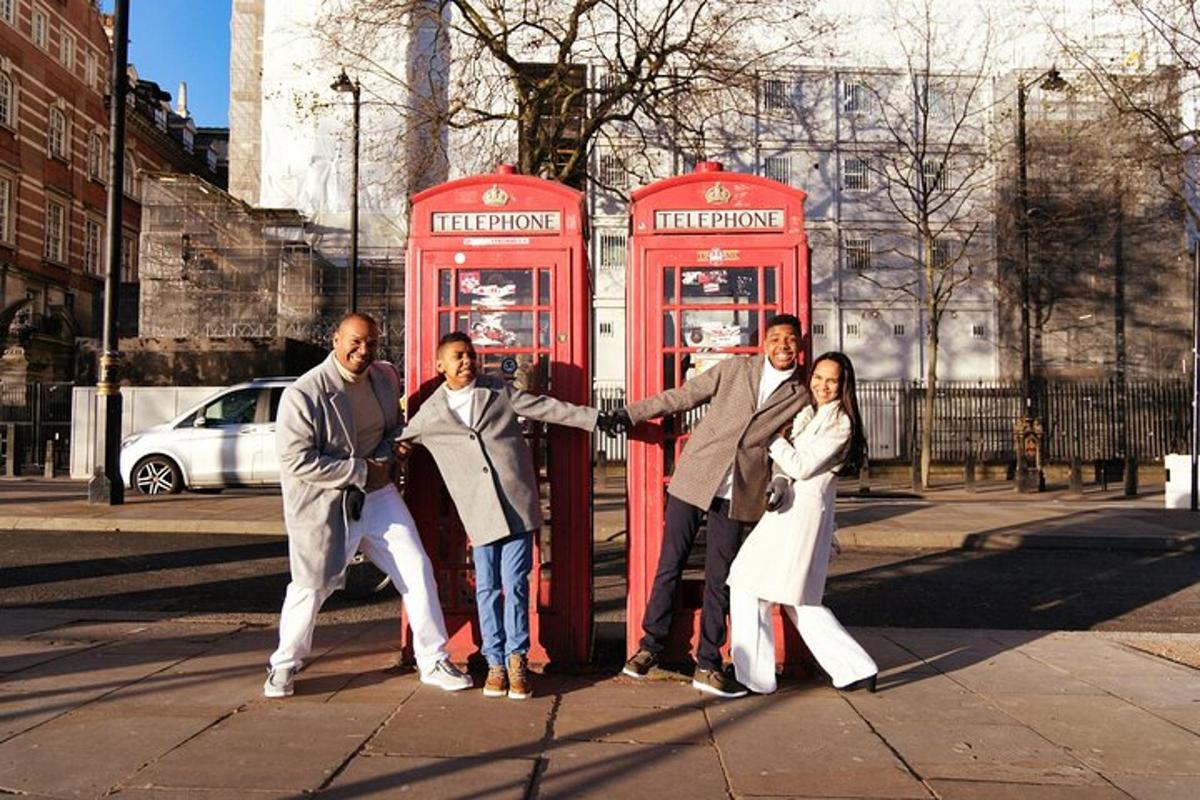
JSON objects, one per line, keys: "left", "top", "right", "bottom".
{"left": 404, "top": 166, "right": 592, "bottom": 665}
{"left": 625, "top": 161, "right": 811, "bottom": 667}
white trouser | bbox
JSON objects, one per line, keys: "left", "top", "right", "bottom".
{"left": 269, "top": 484, "right": 449, "bottom": 674}
{"left": 730, "top": 589, "right": 877, "bottom": 694}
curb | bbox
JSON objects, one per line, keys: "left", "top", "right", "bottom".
{"left": 839, "top": 529, "right": 1199, "bottom": 552}
{"left": 0, "top": 517, "right": 285, "bottom": 535}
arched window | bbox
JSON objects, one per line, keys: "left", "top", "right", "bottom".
{"left": 88, "top": 131, "right": 106, "bottom": 182}
{"left": 0, "top": 73, "right": 12, "bottom": 128}
{"left": 123, "top": 149, "right": 137, "bottom": 197}
{"left": 47, "top": 106, "right": 67, "bottom": 159}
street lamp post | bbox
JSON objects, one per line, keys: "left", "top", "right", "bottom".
{"left": 1014, "top": 67, "right": 1067, "bottom": 493}
{"left": 331, "top": 69, "right": 361, "bottom": 313}
{"left": 87, "top": 0, "right": 130, "bottom": 505}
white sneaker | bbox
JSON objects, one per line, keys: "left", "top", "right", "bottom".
{"left": 263, "top": 667, "right": 294, "bottom": 698}
{"left": 420, "top": 659, "right": 473, "bottom": 692}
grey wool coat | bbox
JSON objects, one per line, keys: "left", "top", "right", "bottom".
{"left": 625, "top": 355, "right": 810, "bottom": 523}
{"left": 276, "top": 353, "right": 404, "bottom": 590}
{"left": 399, "top": 374, "right": 599, "bottom": 547}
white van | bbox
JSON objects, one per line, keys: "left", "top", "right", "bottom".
{"left": 119, "top": 378, "right": 295, "bottom": 494}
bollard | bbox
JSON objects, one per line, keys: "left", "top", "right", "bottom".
{"left": 964, "top": 450, "right": 976, "bottom": 493}
{"left": 1124, "top": 456, "right": 1138, "bottom": 497}
{"left": 3, "top": 423, "right": 14, "bottom": 478}
{"left": 911, "top": 447, "right": 921, "bottom": 493}
{"left": 1069, "top": 456, "right": 1083, "bottom": 494}
{"left": 858, "top": 456, "right": 871, "bottom": 495}
{"left": 44, "top": 439, "right": 55, "bottom": 479}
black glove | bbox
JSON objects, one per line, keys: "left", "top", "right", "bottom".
{"left": 345, "top": 486, "right": 366, "bottom": 521}
{"left": 765, "top": 476, "right": 790, "bottom": 512}
{"left": 599, "top": 408, "right": 632, "bottom": 436}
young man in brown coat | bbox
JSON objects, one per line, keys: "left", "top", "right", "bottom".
{"left": 607, "top": 313, "right": 809, "bottom": 697}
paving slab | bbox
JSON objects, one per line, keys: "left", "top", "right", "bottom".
{"left": 926, "top": 779, "right": 1130, "bottom": 799}
{"left": 0, "top": 637, "right": 92, "bottom": 674}
{"left": 1104, "top": 773, "right": 1200, "bottom": 800}
{"left": 0, "top": 707, "right": 214, "bottom": 797}
{"left": 0, "top": 650, "right": 180, "bottom": 740}
{"left": 989, "top": 693, "right": 1200, "bottom": 775}
{"left": 868, "top": 719, "right": 1100, "bottom": 786}
{"left": 709, "top": 689, "right": 929, "bottom": 798}
{"left": 134, "top": 702, "right": 391, "bottom": 793}
{"left": 535, "top": 740, "right": 728, "bottom": 800}
{"left": 321, "top": 751, "right": 534, "bottom": 799}
{"left": 106, "top": 790, "right": 291, "bottom": 800}
{"left": 368, "top": 684, "right": 553, "bottom": 758}
{"left": 548, "top": 675, "right": 704, "bottom": 709}
{"left": 554, "top": 700, "right": 712, "bottom": 744}
{"left": 843, "top": 672, "right": 1014, "bottom": 726}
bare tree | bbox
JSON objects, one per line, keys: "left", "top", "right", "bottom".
{"left": 316, "top": 0, "right": 826, "bottom": 191}
{"left": 843, "top": 0, "right": 996, "bottom": 486}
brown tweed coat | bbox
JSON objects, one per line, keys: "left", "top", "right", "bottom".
{"left": 626, "top": 355, "right": 810, "bottom": 522}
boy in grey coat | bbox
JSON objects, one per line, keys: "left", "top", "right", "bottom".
{"left": 397, "top": 332, "right": 601, "bottom": 699}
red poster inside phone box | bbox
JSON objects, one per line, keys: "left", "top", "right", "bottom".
{"left": 404, "top": 166, "right": 592, "bottom": 665}
{"left": 626, "top": 162, "right": 812, "bottom": 669}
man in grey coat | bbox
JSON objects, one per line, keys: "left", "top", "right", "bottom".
{"left": 263, "top": 313, "right": 471, "bottom": 698}
{"left": 610, "top": 313, "right": 810, "bottom": 697}
{"left": 397, "top": 332, "right": 601, "bottom": 700}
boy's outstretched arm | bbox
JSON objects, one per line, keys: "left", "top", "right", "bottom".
{"left": 508, "top": 387, "right": 600, "bottom": 431}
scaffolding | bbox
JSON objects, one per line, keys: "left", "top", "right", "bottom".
{"left": 139, "top": 174, "right": 405, "bottom": 363}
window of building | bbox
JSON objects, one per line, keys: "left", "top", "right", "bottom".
{"left": 598, "top": 230, "right": 626, "bottom": 270}
{"left": 598, "top": 152, "right": 627, "bottom": 189}
{"left": 972, "top": 323, "right": 987, "bottom": 339}
{"left": 893, "top": 323, "right": 905, "bottom": 336}
{"left": 123, "top": 150, "right": 137, "bottom": 197}
{"left": 842, "top": 80, "right": 866, "bottom": 114}
{"left": 843, "top": 157, "right": 869, "bottom": 191}
{"left": 932, "top": 237, "right": 955, "bottom": 270}
{"left": 0, "top": 0, "right": 14, "bottom": 27}
{"left": 84, "top": 217, "right": 103, "bottom": 274}
{"left": 0, "top": 72, "right": 14, "bottom": 129}
{"left": 60, "top": 31, "right": 74, "bottom": 70}
{"left": 86, "top": 51, "right": 97, "bottom": 88}
{"left": 32, "top": 6, "right": 48, "bottom": 49}
{"left": 88, "top": 131, "right": 106, "bottom": 182}
{"left": 922, "top": 159, "right": 947, "bottom": 193}
{"left": 680, "top": 152, "right": 698, "bottom": 174}
{"left": 47, "top": 106, "right": 67, "bottom": 159}
{"left": 597, "top": 71, "right": 628, "bottom": 112}
{"left": 763, "top": 155, "right": 790, "bottom": 184}
{"left": 44, "top": 199, "right": 65, "bottom": 263}
{"left": 0, "top": 175, "right": 11, "bottom": 243}
{"left": 845, "top": 323, "right": 860, "bottom": 338}
{"left": 181, "top": 127, "right": 194, "bottom": 153}
{"left": 599, "top": 321, "right": 614, "bottom": 337}
{"left": 844, "top": 236, "right": 872, "bottom": 271}
{"left": 121, "top": 233, "right": 137, "bottom": 281}
{"left": 812, "top": 322, "right": 826, "bottom": 337}
{"left": 761, "top": 78, "right": 789, "bottom": 113}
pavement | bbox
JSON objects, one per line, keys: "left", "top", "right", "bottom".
{"left": 1, "top": 477, "right": 1198, "bottom": 798}
{"left": 1, "top": 611, "right": 1198, "bottom": 799}
{"left": 3, "top": 475, "right": 1197, "bottom": 552}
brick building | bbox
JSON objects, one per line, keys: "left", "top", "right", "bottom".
{"left": 0, "top": 0, "right": 224, "bottom": 384}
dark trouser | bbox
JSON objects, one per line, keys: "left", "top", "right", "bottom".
{"left": 639, "top": 495, "right": 746, "bottom": 671}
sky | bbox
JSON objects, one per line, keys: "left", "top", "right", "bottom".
{"left": 101, "top": 0, "right": 232, "bottom": 128}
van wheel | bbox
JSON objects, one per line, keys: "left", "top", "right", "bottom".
{"left": 132, "top": 456, "right": 183, "bottom": 495}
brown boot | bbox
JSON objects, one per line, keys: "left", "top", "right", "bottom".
{"left": 506, "top": 653, "right": 530, "bottom": 700}
{"left": 483, "top": 665, "right": 508, "bottom": 698}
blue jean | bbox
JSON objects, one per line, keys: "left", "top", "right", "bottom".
{"left": 472, "top": 531, "right": 534, "bottom": 667}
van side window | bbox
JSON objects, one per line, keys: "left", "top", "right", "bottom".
{"left": 204, "top": 389, "right": 259, "bottom": 426}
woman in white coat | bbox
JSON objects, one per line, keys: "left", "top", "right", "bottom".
{"left": 727, "top": 351, "right": 877, "bottom": 694}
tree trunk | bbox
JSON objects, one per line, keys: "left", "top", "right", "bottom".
{"left": 921, "top": 232, "right": 938, "bottom": 489}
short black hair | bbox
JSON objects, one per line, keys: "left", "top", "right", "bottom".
{"left": 436, "top": 330, "right": 474, "bottom": 357}
{"left": 336, "top": 311, "right": 379, "bottom": 331}
{"left": 764, "top": 313, "right": 802, "bottom": 338}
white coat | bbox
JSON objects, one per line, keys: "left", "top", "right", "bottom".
{"left": 726, "top": 401, "right": 851, "bottom": 607}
